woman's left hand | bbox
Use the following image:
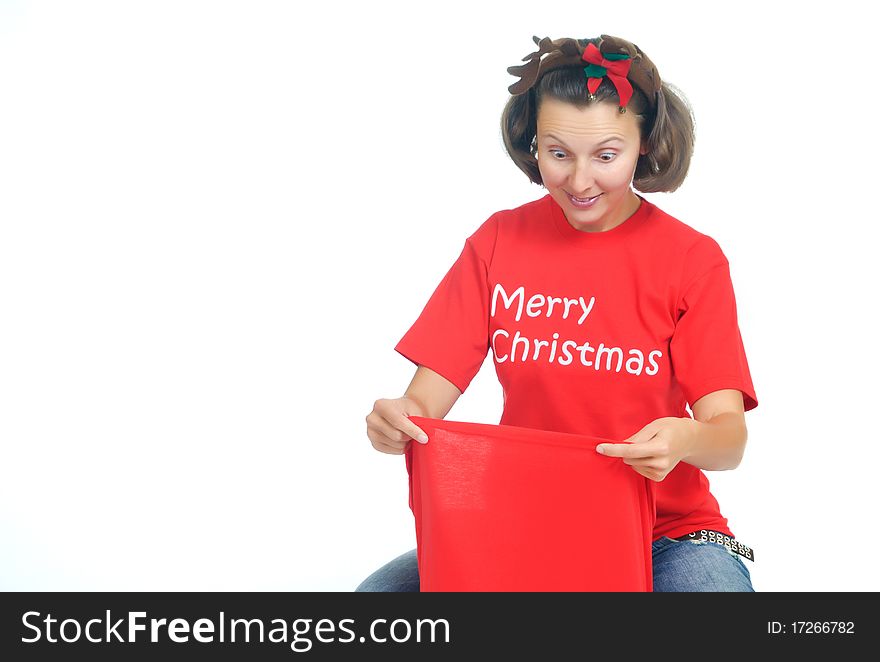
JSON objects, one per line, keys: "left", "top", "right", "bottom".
{"left": 595, "top": 417, "right": 700, "bottom": 482}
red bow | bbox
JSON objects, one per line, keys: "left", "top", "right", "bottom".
{"left": 581, "top": 43, "right": 634, "bottom": 107}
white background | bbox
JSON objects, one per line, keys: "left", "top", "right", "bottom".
{"left": 1, "top": 0, "right": 877, "bottom": 592}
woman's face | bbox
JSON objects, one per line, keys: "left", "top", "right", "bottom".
{"left": 536, "top": 97, "right": 646, "bottom": 233}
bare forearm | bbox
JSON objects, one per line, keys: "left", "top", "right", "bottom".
{"left": 403, "top": 366, "right": 462, "bottom": 420}
{"left": 683, "top": 412, "right": 748, "bottom": 471}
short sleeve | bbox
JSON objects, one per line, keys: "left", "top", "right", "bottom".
{"left": 669, "top": 236, "right": 758, "bottom": 412}
{"left": 394, "top": 217, "right": 499, "bottom": 393}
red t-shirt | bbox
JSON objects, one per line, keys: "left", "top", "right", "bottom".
{"left": 406, "top": 415, "right": 655, "bottom": 591}
{"left": 395, "top": 193, "right": 758, "bottom": 540}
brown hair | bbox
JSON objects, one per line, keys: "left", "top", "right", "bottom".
{"left": 500, "top": 66, "right": 695, "bottom": 192}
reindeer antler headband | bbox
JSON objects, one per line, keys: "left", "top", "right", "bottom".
{"left": 506, "top": 35, "right": 662, "bottom": 112}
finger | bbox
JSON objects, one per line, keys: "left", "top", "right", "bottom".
{"left": 373, "top": 414, "right": 429, "bottom": 445}
{"left": 623, "top": 422, "right": 663, "bottom": 444}
{"left": 633, "top": 466, "right": 664, "bottom": 482}
{"left": 371, "top": 438, "right": 408, "bottom": 455}
{"left": 368, "top": 426, "right": 413, "bottom": 454}
{"left": 622, "top": 454, "right": 673, "bottom": 478}
{"left": 396, "top": 413, "right": 430, "bottom": 444}
{"left": 367, "top": 428, "right": 405, "bottom": 452}
{"left": 608, "top": 457, "right": 665, "bottom": 482}
{"left": 595, "top": 442, "right": 654, "bottom": 459}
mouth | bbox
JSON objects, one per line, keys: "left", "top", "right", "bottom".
{"left": 567, "top": 192, "right": 602, "bottom": 208}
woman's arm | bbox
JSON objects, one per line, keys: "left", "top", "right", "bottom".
{"left": 686, "top": 388, "right": 748, "bottom": 470}
{"left": 595, "top": 388, "right": 748, "bottom": 481}
{"left": 366, "top": 365, "right": 463, "bottom": 455}
{"left": 403, "top": 365, "right": 463, "bottom": 420}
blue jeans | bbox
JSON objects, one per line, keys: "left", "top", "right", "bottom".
{"left": 355, "top": 536, "right": 754, "bottom": 592}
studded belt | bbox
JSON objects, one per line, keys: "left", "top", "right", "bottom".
{"left": 673, "top": 529, "right": 755, "bottom": 562}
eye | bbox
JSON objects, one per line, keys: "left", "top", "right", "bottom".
{"left": 598, "top": 152, "right": 616, "bottom": 162}
{"left": 549, "top": 149, "right": 567, "bottom": 159}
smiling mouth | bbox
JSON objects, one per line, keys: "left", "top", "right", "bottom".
{"left": 568, "top": 193, "right": 602, "bottom": 204}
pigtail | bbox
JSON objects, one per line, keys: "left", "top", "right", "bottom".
{"left": 634, "top": 82, "right": 695, "bottom": 192}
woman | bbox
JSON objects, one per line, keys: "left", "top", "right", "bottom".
{"left": 361, "top": 34, "right": 758, "bottom": 592}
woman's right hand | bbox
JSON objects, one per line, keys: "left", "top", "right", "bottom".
{"left": 366, "top": 397, "right": 430, "bottom": 455}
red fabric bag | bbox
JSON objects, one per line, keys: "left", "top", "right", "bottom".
{"left": 405, "top": 416, "right": 656, "bottom": 592}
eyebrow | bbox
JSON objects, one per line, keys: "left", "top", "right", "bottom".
{"left": 541, "top": 133, "right": 625, "bottom": 147}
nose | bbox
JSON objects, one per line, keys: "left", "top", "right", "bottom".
{"left": 569, "top": 158, "right": 595, "bottom": 195}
